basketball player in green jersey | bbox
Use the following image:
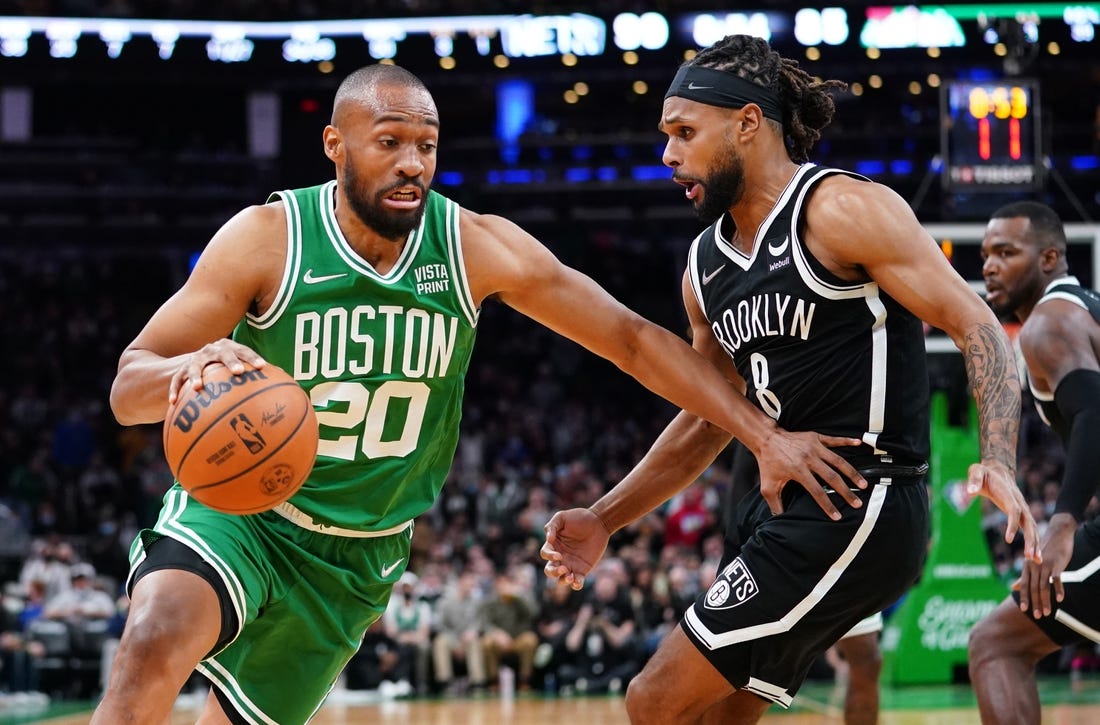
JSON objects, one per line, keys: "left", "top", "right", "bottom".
{"left": 94, "top": 64, "right": 868, "bottom": 725}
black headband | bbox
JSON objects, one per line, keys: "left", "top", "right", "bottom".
{"left": 664, "top": 65, "right": 783, "bottom": 122}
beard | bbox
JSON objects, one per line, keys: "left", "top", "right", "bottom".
{"left": 693, "top": 147, "right": 745, "bottom": 226}
{"left": 985, "top": 294, "right": 1013, "bottom": 317}
{"left": 985, "top": 265, "right": 1046, "bottom": 318}
{"left": 986, "top": 280, "right": 1035, "bottom": 318}
{"left": 342, "top": 159, "right": 427, "bottom": 242}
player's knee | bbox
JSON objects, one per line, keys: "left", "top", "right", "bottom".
{"left": 118, "top": 621, "right": 178, "bottom": 667}
{"left": 625, "top": 671, "right": 695, "bottom": 724}
{"left": 847, "top": 642, "right": 883, "bottom": 677}
{"left": 850, "top": 653, "right": 882, "bottom": 683}
{"left": 116, "top": 611, "right": 209, "bottom": 683}
{"left": 625, "top": 674, "right": 663, "bottom": 724}
{"left": 968, "top": 610, "right": 1009, "bottom": 665}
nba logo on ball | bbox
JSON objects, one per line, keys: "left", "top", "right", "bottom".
{"left": 230, "top": 413, "right": 267, "bottom": 454}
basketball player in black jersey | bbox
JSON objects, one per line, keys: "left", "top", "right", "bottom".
{"left": 970, "top": 201, "right": 1100, "bottom": 724}
{"left": 541, "top": 34, "right": 1039, "bottom": 724}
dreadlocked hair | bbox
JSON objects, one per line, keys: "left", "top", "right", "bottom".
{"left": 688, "top": 34, "right": 847, "bottom": 163}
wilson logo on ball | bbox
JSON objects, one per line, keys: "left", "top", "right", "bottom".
{"left": 171, "top": 369, "right": 270, "bottom": 434}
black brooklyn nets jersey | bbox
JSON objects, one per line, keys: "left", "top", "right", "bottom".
{"left": 687, "top": 164, "right": 929, "bottom": 465}
{"left": 1026, "top": 276, "right": 1100, "bottom": 439}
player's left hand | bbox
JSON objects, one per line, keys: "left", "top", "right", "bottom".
{"left": 967, "top": 460, "right": 1041, "bottom": 563}
{"left": 756, "top": 432, "right": 867, "bottom": 520}
{"left": 168, "top": 338, "right": 267, "bottom": 405}
{"left": 1014, "top": 513, "right": 1076, "bottom": 619}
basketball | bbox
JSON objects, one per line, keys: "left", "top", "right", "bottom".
{"left": 162, "top": 362, "right": 319, "bottom": 514}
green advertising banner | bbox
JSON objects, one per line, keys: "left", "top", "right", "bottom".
{"left": 880, "top": 392, "right": 1010, "bottom": 685}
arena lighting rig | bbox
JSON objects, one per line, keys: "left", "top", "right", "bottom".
{"left": 0, "top": 5, "right": 1094, "bottom": 64}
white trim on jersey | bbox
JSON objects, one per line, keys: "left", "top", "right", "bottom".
{"left": 786, "top": 167, "right": 890, "bottom": 452}
{"left": 320, "top": 181, "right": 425, "bottom": 284}
{"left": 683, "top": 482, "right": 889, "bottom": 649}
{"left": 1027, "top": 277, "right": 1085, "bottom": 405}
{"left": 1054, "top": 610, "right": 1100, "bottom": 645}
{"left": 246, "top": 188, "right": 303, "bottom": 329}
{"left": 1041, "top": 291, "right": 1088, "bottom": 310}
{"left": 863, "top": 293, "right": 889, "bottom": 454}
{"left": 1040, "top": 275, "right": 1082, "bottom": 297}
{"left": 686, "top": 232, "right": 707, "bottom": 316}
{"left": 711, "top": 218, "right": 755, "bottom": 270}
{"left": 689, "top": 165, "right": 818, "bottom": 320}
{"left": 787, "top": 170, "right": 871, "bottom": 301}
{"left": 444, "top": 197, "right": 479, "bottom": 328}
{"left": 710, "top": 164, "right": 815, "bottom": 271}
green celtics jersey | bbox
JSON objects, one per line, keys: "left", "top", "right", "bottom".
{"left": 232, "top": 181, "right": 478, "bottom": 532}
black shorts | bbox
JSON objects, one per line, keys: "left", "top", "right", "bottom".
{"left": 683, "top": 474, "right": 929, "bottom": 707}
{"left": 129, "top": 533, "right": 239, "bottom": 656}
{"left": 1011, "top": 519, "right": 1100, "bottom": 647}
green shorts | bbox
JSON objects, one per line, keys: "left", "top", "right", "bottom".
{"left": 128, "top": 485, "right": 412, "bottom": 725}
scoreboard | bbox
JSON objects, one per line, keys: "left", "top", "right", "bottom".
{"left": 940, "top": 79, "right": 1043, "bottom": 192}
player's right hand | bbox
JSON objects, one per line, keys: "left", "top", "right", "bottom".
{"left": 540, "top": 508, "right": 611, "bottom": 591}
{"left": 168, "top": 339, "right": 267, "bottom": 405}
{"left": 755, "top": 432, "right": 867, "bottom": 520}
{"left": 1015, "top": 512, "right": 1075, "bottom": 618}
{"left": 967, "top": 460, "right": 1041, "bottom": 563}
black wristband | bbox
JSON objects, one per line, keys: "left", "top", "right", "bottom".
{"left": 1052, "top": 368, "right": 1100, "bottom": 521}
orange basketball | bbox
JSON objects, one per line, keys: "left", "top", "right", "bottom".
{"left": 162, "top": 362, "right": 318, "bottom": 514}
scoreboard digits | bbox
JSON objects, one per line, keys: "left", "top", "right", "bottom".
{"left": 941, "top": 80, "right": 1042, "bottom": 191}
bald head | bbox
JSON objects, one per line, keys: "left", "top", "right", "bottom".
{"left": 323, "top": 63, "right": 439, "bottom": 243}
{"left": 990, "top": 200, "right": 1067, "bottom": 256}
{"left": 332, "top": 64, "right": 435, "bottom": 126}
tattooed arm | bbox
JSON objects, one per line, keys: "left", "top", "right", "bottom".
{"left": 964, "top": 321, "right": 1021, "bottom": 472}
{"left": 960, "top": 320, "right": 1037, "bottom": 561}
{"left": 802, "top": 176, "right": 1040, "bottom": 561}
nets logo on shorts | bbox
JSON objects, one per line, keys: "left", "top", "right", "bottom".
{"left": 704, "top": 557, "right": 759, "bottom": 610}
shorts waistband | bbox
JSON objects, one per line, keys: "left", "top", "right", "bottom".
{"left": 857, "top": 462, "right": 929, "bottom": 482}
{"left": 271, "top": 501, "right": 413, "bottom": 538}
{"left": 822, "top": 463, "right": 929, "bottom": 494}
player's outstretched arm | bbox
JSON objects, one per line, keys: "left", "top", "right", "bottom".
{"left": 110, "top": 204, "right": 281, "bottom": 426}
{"left": 541, "top": 407, "right": 732, "bottom": 590}
{"left": 806, "top": 178, "right": 1039, "bottom": 562}
{"left": 462, "top": 210, "right": 867, "bottom": 508}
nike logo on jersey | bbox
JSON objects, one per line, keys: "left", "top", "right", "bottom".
{"left": 303, "top": 269, "right": 348, "bottom": 284}
{"left": 701, "top": 265, "right": 726, "bottom": 285}
{"left": 381, "top": 558, "right": 405, "bottom": 578}
{"left": 687, "top": 82, "right": 713, "bottom": 90}
{"left": 767, "top": 236, "right": 790, "bottom": 256}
